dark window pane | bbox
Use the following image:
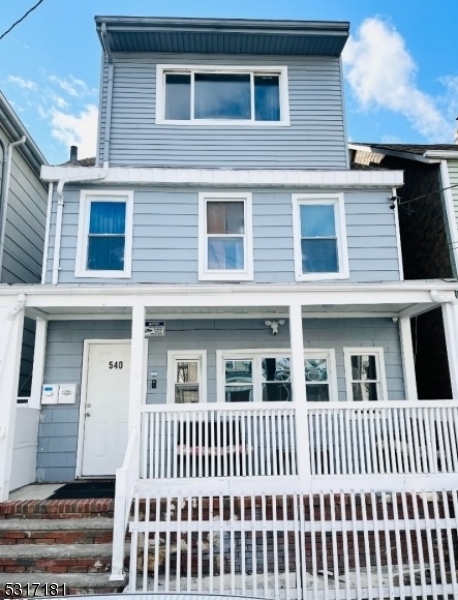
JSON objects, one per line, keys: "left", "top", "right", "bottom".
{"left": 351, "top": 355, "right": 378, "bottom": 380}
{"left": 87, "top": 236, "right": 125, "bottom": 271}
{"left": 225, "top": 386, "right": 253, "bottom": 402}
{"left": 225, "top": 360, "right": 252, "bottom": 384}
{"left": 207, "top": 202, "right": 244, "bottom": 234}
{"left": 195, "top": 73, "right": 251, "bottom": 119}
{"left": 208, "top": 237, "right": 244, "bottom": 270}
{"left": 89, "top": 202, "right": 126, "bottom": 234}
{"left": 306, "top": 384, "right": 330, "bottom": 402}
{"left": 261, "top": 358, "right": 290, "bottom": 382}
{"left": 165, "top": 74, "right": 191, "bottom": 120}
{"left": 302, "top": 239, "right": 338, "bottom": 273}
{"left": 300, "top": 204, "right": 336, "bottom": 238}
{"left": 305, "top": 359, "right": 328, "bottom": 382}
{"left": 352, "top": 382, "right": 378, "bottom": 401}
{"left": 255, "top": 75, "right": 280, "bottom": 121}
{"left": 262, "top": 382, "right": 292, "bottom": 402}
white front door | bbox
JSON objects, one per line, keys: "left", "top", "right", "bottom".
{"left": 81, "top": 342, "right": 131, "bottom": 477}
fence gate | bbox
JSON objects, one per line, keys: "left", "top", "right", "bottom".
{"left": 127, "top": 489, "right": 458, "bottom": 599}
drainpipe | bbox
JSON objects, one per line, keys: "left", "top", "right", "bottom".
{"left": 41, "top": 182, "right": 54, "bottom": 284}
{"left": 0, "top": 136, "right": 26, "bottom": 276}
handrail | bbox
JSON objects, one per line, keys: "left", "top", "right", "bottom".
{"left": 110, "top": 428, "right": 139, "bottom": 582}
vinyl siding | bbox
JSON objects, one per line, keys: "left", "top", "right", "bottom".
{"left": 44, "top": 186, "right": 400, "bottom": 285}
{"left": 98, "top": 53, "right": 348, "bottom": 169}
{"left": 36, "top": 317, "right": 404, "bottom": 482}
{"left": 449, "top": 159, "right": 458, "bottom": 228}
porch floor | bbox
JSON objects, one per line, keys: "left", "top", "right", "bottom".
{"left": 9, "top": 483, "right": 64, "bottom": 501}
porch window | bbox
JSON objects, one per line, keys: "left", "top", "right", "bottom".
{"left": 344, "top": 348, "right": 387, "bottom": 401}
{"left": 305, "top": 357, "right": 330, "bottom": 402}
{"left": 225, "top": 360, "right": 253, "bottom": 402}
{"left": 262, "top": 357, "right": 291, "bottom": 401}
{"left": 199, "top": 193, "right": 253, "bottom": 281}
{"left": 75, "top": 190, "right": 133, "bottom": 278}
{"left": 292, "top": 194, "right": 349, "bottom": 281}
{"left": 157, "top": 65, "right": 289, "bottom": 125}
{"left": 167, "top": 351, "right": 207, "bottom": 404}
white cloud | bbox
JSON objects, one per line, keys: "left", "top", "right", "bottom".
{"left": 50, "top": 104, "right": 98, "bottom": 158}
{"left": 7, "top": 75, "right": 37, "bottom": 90}
{"left": 342, "top": 17, "right": 454, "bottom": 142}
{"left": 48, "top": 75, "right": 93, "bottom": 98}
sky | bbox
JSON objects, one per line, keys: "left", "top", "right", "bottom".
{"left": 0, "top": 0, "right": 457, "bottom": 164}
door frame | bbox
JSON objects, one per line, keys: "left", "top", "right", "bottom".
{"left": 75, "top": 339, "right": 147, "bottom": 479}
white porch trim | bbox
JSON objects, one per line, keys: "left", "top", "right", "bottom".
{"left": 399, "top": 316, "right": 418, "bottom": 400}
{"left": 29, "top": 318, "right": 48, "bottom": 410}
{"left": 128, "top": 305, "right": 146, "bottom": 432}
{"left": 442, "top": 302, "right": 458, "bottom": 399}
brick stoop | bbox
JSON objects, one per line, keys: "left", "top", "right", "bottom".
{"left": 0, "top": 499, "right": 125, "bottom": 597}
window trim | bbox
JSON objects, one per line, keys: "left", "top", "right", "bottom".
{"left": 198, "top": 192, "right": 253, "bottom": 281}
{"left": 292, "top": 193, "right": 349, "bottom": 282}
{"left": 156, "top": 64, "right": 290, "bottom": 126}
{"left": 343, "top": 347, "right": 388, "bottom": 402}
{"left": 75, "top": 190, "right": 133, "bottom": 279}
{"left": 216, "top": 348, "right": 338, "bottom": 403}
{"left": 166, "top": 350, "right": 208, "bottom": 404}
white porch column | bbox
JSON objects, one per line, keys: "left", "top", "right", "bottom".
{"left": 289, "top": 303, "right": 311, "bottom": 482}
{"left": 29, "top": 318, "right": 48, "bottom": 410}
{"left": 442, "top": 302, "right": 458, "bottom": 399}
{"left": 399, "top": 317, "right": 418, "bottom": 400}
{"left": 128, "top": 303, "right": 146, "bottom": 432}
{"left": 0, "top": 296, "right": 26, "bottom": 501}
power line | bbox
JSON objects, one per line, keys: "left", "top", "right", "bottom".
{"left": 0, "top": 0, "right": 45, "bottom": 42}
{"left": 397, "top": 183, "right": 458, "bottom": 206}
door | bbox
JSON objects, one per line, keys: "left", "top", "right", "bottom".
{"left": 81, "top": 342, "right": 131, "bottom": 476}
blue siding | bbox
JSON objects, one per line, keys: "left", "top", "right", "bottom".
{"left": 98, "top": 53, "right": 348, "bottom": 169}
{"left": 44, "top": 187, "right": 400, "bottom": 284}
{"left": 37, "top": 317, "right": 404, "bottom": 482}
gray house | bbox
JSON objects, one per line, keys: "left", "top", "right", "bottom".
{"left": 1, "top": 17, "right": 458, "bottom": 596}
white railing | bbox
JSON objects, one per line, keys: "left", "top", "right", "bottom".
{"left": 127, "top": 488, "right": 458, "bottom": 599}
{"left": 140, "top": 403, "right": 298, "bottom": 480}
{"left": 110, "top": 428, "right": 140, "bottom": 581}
{"left": 308, "top": 401, "right": 458, "bottom": 476}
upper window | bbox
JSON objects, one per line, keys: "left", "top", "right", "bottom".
{"left": 75, "top": 191, "right": 133, "bottom": 278}
{"left": 156, "top": 65, "right": 289, "bottom": 125}
{"left": 199, "top": 193, "right": 253, "bottom": 281}
{"left": 292, "top": 194, "right": 349, "bottom": 281}
{"left": 344, "top": 348, "right": 387, "bottom": 401}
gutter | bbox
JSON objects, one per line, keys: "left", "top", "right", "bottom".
{"left": 0, "top": 136, "right": 26, "bottom": 276}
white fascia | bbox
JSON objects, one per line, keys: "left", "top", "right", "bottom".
{"left": 41, "top": 166, "right": 404, "bottom": 188}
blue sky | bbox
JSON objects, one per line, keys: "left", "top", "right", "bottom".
{"left": 1, "top": 0, "right": 457, "bottom": 163}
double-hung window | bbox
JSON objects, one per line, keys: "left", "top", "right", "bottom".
{"left": 76, "top": 191, "right": 133, "bottom": 278}
{"left": 293, "top": 194, "right": 349, "bottom": 281}
{"left": 199, "top": 193, "right": 253, "bottom": 281}
{"left": 344, "top": 348, "right": 387, "bottom": 401}
{"left": 157, "top": 65, "right": 289, "bottom": 125}
{"left": 304, "top": 351, "right": 337, "bottom": 402}
{"left": 167, "top": 351, "right": 207, "bottom": 404}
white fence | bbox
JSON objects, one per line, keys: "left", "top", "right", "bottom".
{"left": 128, "top": 489, "right": 458, "bottom": 599}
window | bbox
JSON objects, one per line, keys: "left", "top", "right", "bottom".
{"left": 157, "top": 65, "right": 289, "bottom": 125}
{"left": 219, "top": 350, "right": 337, "bottom": 403}
{"left": 75, "top": 190, "right": 133, "bottom": 278}
{"left": 199, "top": 193, "right": 253, "bottom": 281}
{"left": 167, "top": 351, "right": 207, "bottom": 404}
{"left": 292, "top": 194, "right": 349, "bottom": 281}
{"left": 344, "top": 348, "right": 387, "bottom": 401}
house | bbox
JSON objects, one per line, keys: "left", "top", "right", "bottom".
{"left": 350, "top": 142, "right": 458, "bottom": 402}
{"left": 1, "top": 16, "right": 458, "bottom": 597}
{"left": 0, "top": 91, "right": 48, "bottom": 492}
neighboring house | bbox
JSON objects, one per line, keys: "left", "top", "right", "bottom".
{"left": 350, "top": 143, "right": 458, "bottom": 401}
{"left": 1, "top": 17, "right": 458, "bottom": 596}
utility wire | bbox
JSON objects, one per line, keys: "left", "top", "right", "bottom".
{"left": 397, "top": 183, "right": 458, "bottom": 206}
{"left": 0, "top": 0, "right": 45, "bottom": 42}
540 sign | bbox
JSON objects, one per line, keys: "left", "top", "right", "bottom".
{"left": 109, "top": 361, "right": 124, "bottom": 370}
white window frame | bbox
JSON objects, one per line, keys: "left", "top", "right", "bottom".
{"left": 166, "top": 350, "right": 207, "bottom": 404}
{"left": 75, "top": 190, "right": 134, "bottom": 278}
{"left": 156, "top": 64, "right": 290, "bottom": 126}
{"left": 198, "top": 192, "right": 253, "bottom": 281}
{"left": 292, "top": 193, "right": 349, "bottom": 282}
{"left": 343, "top": 347, "right": 388, "bottom": 402}
{"left": 216, "top": 348, "right": 338, "bottom": 403}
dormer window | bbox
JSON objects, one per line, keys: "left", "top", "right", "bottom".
{"left": 156, "top": 65, "right": 289, "bottom": 125}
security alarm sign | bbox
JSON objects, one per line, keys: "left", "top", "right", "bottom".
{"left": 145, "top": 321, "right": 166, "bottom": 336}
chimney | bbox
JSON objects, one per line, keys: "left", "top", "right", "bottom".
{"left": 69, "top": 145, "right": 78, "bottom": 164}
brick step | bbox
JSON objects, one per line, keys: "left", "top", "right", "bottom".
{"left": 0, "top": 518, "right": 114, "bottom": 545}
{"left": 0, "top": 543, "right": 121, "bottom": 574}
{"left": 0, "top": 573, "right": 124, "bottom": 597}
{"left": 0, "top": 500, "right": 114, "bottom": 519}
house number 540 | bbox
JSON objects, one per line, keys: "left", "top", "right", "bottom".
{"left": 109, "top": 361, "right": 124, "bottom": 369}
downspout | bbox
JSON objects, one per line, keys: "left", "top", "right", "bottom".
{"left": 51, "top": 22, "right": 114, "bottom": 285}
{"left": 0, "top": 136, "right": 26, "bottom": 276}
{"left": 41, "top": 183, "right": 53, "bottom": 284}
